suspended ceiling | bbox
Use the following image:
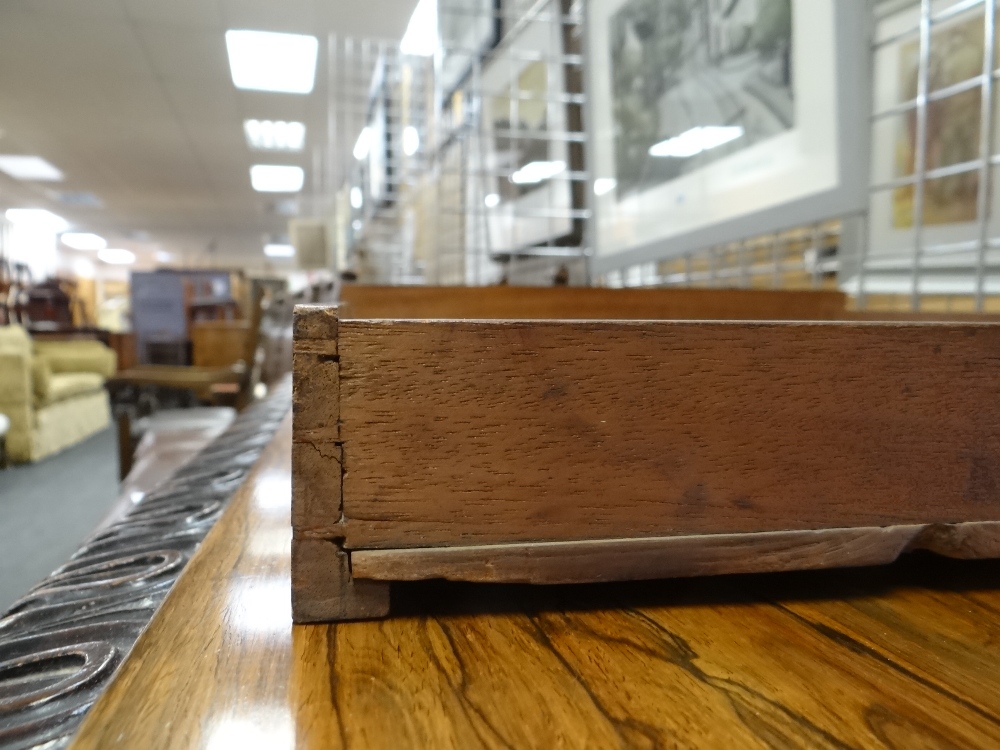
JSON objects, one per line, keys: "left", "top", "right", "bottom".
{"left": 0, "top": 0, "right": 417, "bottom": 268}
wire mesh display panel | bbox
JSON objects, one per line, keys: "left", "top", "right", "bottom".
{"left": 323, "top": 0, "right": 589, "bottom": 286}
{"left": 859, "top": 0, "right": 999, "bottom": 311}
{"left": 321, "top": 0, "right": 1000, "bottom": 308}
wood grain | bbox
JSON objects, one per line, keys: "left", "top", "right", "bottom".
{"left": 349, "top": 523, "right": 1000, "bottom": 584}
{"left": 292, "top": 538, "right": 389, "bottom": 622}
{"left": 191, "top": 320, "right": 249, "bottom": 368}
{"left": 291, "top": 306, "right": 387, "bottom": 618}
{"left": 70, "top": 424, "right": 1000, "bottom": 749}
{"left": 323, "top": 320, "right": 1000, "bottom": 548}
{"left": 338, "top": 284, "right": 849, "bottom": 320}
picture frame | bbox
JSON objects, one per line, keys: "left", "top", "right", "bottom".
{"left": 586, "top": 0, "right": 870, "bottom": 275}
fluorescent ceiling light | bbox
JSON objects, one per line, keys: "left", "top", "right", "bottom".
{"left": 264, "top": 243, "right": 295, "bottom": 258}
{"left": 244, "top": 120, "right": 306, "bottom": 152}
{"left": 353, "top": 127, "right": 371, "bottom": 161}
{"left": 484, "top": 193, "right": 500, "bottom": 208}
{"left": 401, "top": 0, "right": 437, "bottom": 56}
{"left": 593, "top": 178, "right": 617, "bottom": 196}
{"left": 225, "top": 30, "right": 319, "bottom": 94}
{"left": 648, "top": 126, "right": 744, "bottom": 158}
{"left": 61, "top": 232, "right": 107, "bottom": 250}
{"left": 0, "top": 155, "right": 64, "bottom": 181}
{"left": 350, "top": 186, "right": 363, "bottom": 209}
{"left": 98, "top": 248, "right": 136, "bottom": 265}
{"left": 402, "top": 126, "right": 420, "bottom": 157}
{"left": 510, "top": 160, "right": 566, "bottom": 185}
{"left": 5, "top": 208, "right": 68, "bottom": 231}
{"left": 250, "top": 164, "right": 305, "bottom": 193}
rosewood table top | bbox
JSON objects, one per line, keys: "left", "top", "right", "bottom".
{"left": 70, "top": 416, "right": 1000, "bottom": 749}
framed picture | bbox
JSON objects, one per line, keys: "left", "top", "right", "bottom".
{"left": 864, "top": 1, "right": 1000, "bottom": 294}
{"left": 478, "top": 13, "right": 575, "bottom": 254}
{"left": 587, "top": 0, "right": 870, "bottom": 273}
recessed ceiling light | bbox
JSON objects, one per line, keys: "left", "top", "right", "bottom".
{"left": 250, "top": 165, "right": 305, "bottom": 193}
{"left": 60, "top": 232, "right": 107, "bottom": 250}
{"left": 225, "top": 30, "right": 319, "bottom": 94}
{"left": 5, "top": 208, "right": 69, "bottom": 230}
{"left": 510, "top": 160, "right": 566, "bottom": 185}
{"left": 350, "top": 186, "right": 363, "bottom": 209}
{"left": 98, "top": 248, "right": 136, "bottom": 265}
{"left": 244, "top": 120, "right": 307, "bottom": 152}
{"left": 0, "top": 155, "right": 64, "bottom": 181}
{"left": 155, "top": 250, "right": 173, "bottom": 263}
{"left": 401, "top": 0, "right": 437, "bottom": 56}
{"left": 264, "top": 243, "right": 295, "bottom": 258}
{"left": 484, "top": 193, "right": 500, "bottom": 208}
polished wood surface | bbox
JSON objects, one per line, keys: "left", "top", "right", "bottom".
{"left": 72, "top": 420, "right": 1000, "bottom": 748}
{"left": 338, "top": 284, "right": 849, "bottom": 320}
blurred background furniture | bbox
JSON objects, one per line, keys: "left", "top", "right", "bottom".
{"left": 0, "top": 324, "right": 116, "bottom": 463}
{"left": 111, "top": 288, "right": 264, "bottom": 410}
{"left": 0, "top": 413, "right": 9, "bottom": 469}
{"left": 27, "top": 326, "right": 137, "bottom": 373}
{"left": 109, "top": 284, "right": 299, "bottom": 481}
{"left": 130, "top": 270, "right": 245, "bottom": 366}
{"left": 0, "top": 261, "right": 32, "bottom": 325}
{"left": 191, "top": 320, "right": 250, "bottom": 368}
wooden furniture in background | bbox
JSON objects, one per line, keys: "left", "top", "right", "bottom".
{"left": 131, "top": 270, "right": 238, "bottom": 366}
{"left": 338, "top": 284, "right": 850, "bottom": 320}
{"left": 108, "top": 332, "right": 137, "bottom": 372}
{"left": 113, "top": 289, "right": 264, "bottom": 409}
{"left": 0, "top": 413, "right": 9, "bottom": 469}
{"left": 70, "top": 418, "right": 1000, "bottom": 749}
{"left": 191, "top": 320, "right": 250, "bottom": 368}
{"left": 0, "top": 258, "right": 11, "bottom": 325}
{"left": 293, "top": 306, "right": 1000, "bottom": 621}
{"left": 0, "top": 261, "right": 31, "bottom": 324}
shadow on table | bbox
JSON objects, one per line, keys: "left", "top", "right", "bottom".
{"left": 387, "top": 552, "right": 1000, "bottom": 619}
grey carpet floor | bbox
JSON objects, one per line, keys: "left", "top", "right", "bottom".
{"left": 0, "top": 428, "right": 119, "bottom": 613}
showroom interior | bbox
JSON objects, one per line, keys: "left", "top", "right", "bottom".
{"left": 6, "top": 0, "right": 1000, "bottom": 747}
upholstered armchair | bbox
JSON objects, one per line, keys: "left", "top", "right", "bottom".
{"left": 0, "top": 325, "right": 116, "bottom": 463}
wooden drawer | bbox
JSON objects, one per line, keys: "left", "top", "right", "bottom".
{"left": 291, "top": 305, "right": 1000, "bottom": 622}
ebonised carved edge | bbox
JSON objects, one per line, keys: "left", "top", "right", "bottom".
{"left": 0, "top": 378, "right": 292, "bottom": 750}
